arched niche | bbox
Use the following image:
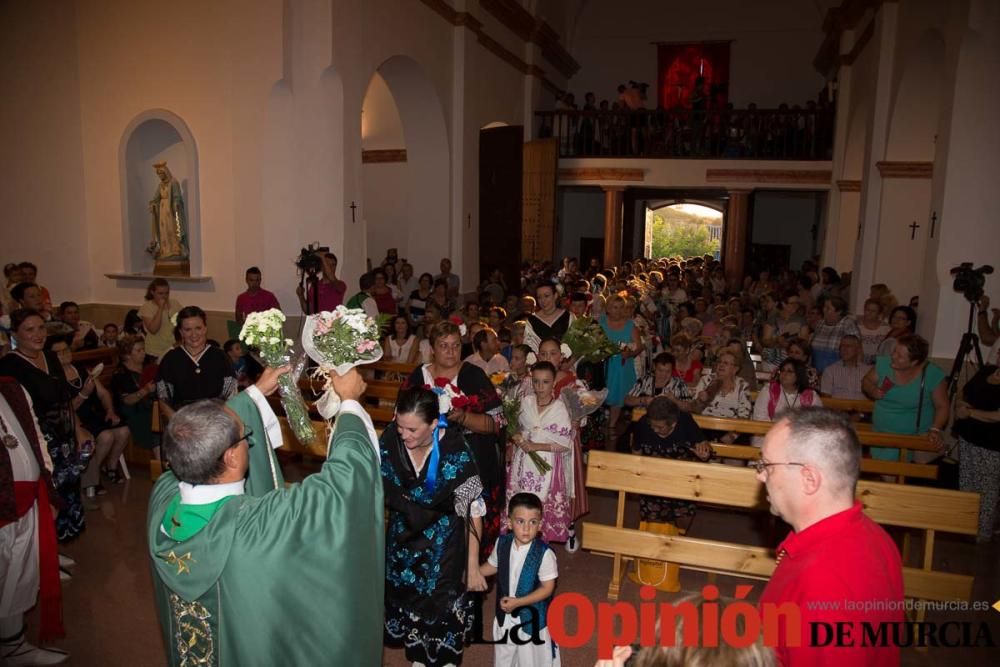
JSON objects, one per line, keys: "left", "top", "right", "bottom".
{"left": 119, "top": 110, "right": 200, "bottom": 274}
{"left": 360, "top": 56, "right": 450, "bottom": 275}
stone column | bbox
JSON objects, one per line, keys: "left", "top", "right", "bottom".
{"left": 602, "top": 186, "right": 624, "bottom": 269}
{"left": 723, "top": 189, "right": 751, "bottom": 290}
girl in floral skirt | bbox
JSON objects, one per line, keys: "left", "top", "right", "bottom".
{"left": 507, "top": 361, "right": 573, "bottom": 543}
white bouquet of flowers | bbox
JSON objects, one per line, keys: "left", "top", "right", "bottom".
{"left": 239, "top": 309, "right": 312, "bottom": 445}
{"left": 302, "top": 306, "right": 389, "bottom": 418}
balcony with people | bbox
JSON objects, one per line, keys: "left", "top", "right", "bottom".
{"left": 536, "top": 90, "right": 834, "bottom": 161}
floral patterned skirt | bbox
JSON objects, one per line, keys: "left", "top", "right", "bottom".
{"left": 505, "top": 451, "right": 572, "bottom": 543}
{"left": 385, "top": 593, "right": 474, "bottom": 667}
{"left": 48, "top": 435, "right": 88, "bottom": 542}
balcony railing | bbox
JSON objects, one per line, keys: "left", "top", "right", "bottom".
{"left": 536, "top": 107, "right": 834, "bottom": 160}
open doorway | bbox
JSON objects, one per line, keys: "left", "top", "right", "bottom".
{"left": 644, "top": 202, "right": 723, "bottom": 260}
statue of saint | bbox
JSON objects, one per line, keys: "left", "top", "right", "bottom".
{"left": 147, "top": 161, "right": 189, "bottom": 261}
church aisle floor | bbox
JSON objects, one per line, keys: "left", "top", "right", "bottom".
{"left": 30, "top": 467, "right": 1000, "bottom": 666}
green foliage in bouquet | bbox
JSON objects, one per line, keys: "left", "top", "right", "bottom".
{"left": 563, "top": 316, "right": 618, "bottom": 363}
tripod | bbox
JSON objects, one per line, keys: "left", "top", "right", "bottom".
{"left": 946, "top": 301, "right": 985, "bottom": 398}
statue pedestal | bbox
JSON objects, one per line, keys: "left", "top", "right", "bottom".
{"left": 154, "top": 258, "right": 191, "bottom": 277}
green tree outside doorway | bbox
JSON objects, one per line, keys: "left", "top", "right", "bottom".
{"left": 648, "top": 205, "right": 721, "bottom": 259}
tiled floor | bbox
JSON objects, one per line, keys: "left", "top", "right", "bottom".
{"left": 29, "top": 465, "right": 1000, "bottom": 666}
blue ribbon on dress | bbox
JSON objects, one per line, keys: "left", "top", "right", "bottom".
{"left": 424, "top": 414, "right": 447, "bottom": 494}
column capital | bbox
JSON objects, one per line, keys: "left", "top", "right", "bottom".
{"left": 726, "top": 188, "right": 753, "bottom": 196}
{"left": 601, "top": 185, "right": 626, "bottom": 193}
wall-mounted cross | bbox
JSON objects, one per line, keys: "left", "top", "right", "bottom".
{"left": 909, "top": 221, "right": 920, "bottom": 240}
{"left": 350, "top": 201, "right": 357, "bottom": 223}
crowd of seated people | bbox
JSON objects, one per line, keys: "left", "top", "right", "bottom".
{"left": 1, "top": 243, "right": 995, "bottom": 573}
{"left": 2, "top": 241, "right": 997, "bottom": 667}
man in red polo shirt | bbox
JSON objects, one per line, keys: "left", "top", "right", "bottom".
{"left": 757, "top": 408, "right": 904, "bottom": 666}
{"left": 235, "top": 266, "right": 281, "bottom": 323}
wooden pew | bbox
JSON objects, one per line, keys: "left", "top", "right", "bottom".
{"left": 693, "top": 415, "right": 937, "bottom": 456}
{"left": 746, "top": 390, "right": 874, "bottom": 415}
{"left": 71, "top": 347, "right": 118, "bottom": 386}
{"left": 709, "top": 443, "right": 939, "bottom": 482}
{"left": 582, "top": 451, "right": 980, "bottom": 611}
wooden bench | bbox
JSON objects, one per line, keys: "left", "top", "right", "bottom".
{"left": 693, "top": 415, "right": 938, "bottom": 473}
{"left": 746, "top": 391, "right": 874, "bottom": 416}
{"left": 71, "top": 347, "right": 118, "bottom": 386}
{"left": 631, "top": 411, "right": 938, "bottom": 483}
{"left": 709, "top": 443, "right": 939, "bottom": 482}
{"left": 582, "top": 451, "right": 980, "bottom": 618}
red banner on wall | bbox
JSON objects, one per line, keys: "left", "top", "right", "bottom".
{"left": 657, "top": 42, "right": 731, "bottom": 111}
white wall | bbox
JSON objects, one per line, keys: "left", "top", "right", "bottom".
{"left": 750, "top": 191, "right": 822, "bottom": 270}
{"left": 361, "top": 73, "right": 405, "bottom": 150}
{"left": 0, "top": 0, "right": 90, "bottom": 303}
{"left": 0, "top": 0, "right": 549, "bottom": 315}
{"left": 568, "top": 0, "right": 826, "bottom": 107}
{"left": 556, "top": 188, "right": 605, "bottom": 261}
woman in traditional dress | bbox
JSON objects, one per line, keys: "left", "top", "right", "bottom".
{"left": 523, "top": 282, "right": 574, "bottom": 352}
{"left": 498, "top": 344, "right": 534, "bottom": 401}
{"left": 536, "top": 338, "right": 590, "bottom": 550}
{"left": 402, "top": 320, "right": 504, "bottom": 556}
{"left": 600, "top": 293, "right": 641, "bottom": 440}
{"left": 50, "top": 336, "right": 130, "bottom": 498}
{"left": 156, "top": 306, "right": 237, "bottom": 422}
{"left": 507, "top": 361, "right": 573, "bottom": 543}
{"left": 381, "top": 386, "right": 488, "bottom": 667}
{"left": 0, "top": 309, "right": 87, "bottom": 542}
{"left": 110, "top": 334, "right": 160, "bottom": 459}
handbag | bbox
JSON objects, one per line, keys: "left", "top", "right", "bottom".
{"left": 626, "top": 521, "right": 681, "bottom": 593}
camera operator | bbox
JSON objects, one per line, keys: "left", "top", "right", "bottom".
{"left": 296, "top": 250, "right": 346, "bottom": 314}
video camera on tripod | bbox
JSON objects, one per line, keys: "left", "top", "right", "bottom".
{"left": 950, "top": 262, "right": 993, "bottom": 303}
{"left": 296, "top": 242, "right": 330, "bottom": 315}
{"left": 946, "top": 262, "right": 994, "bottom": 396}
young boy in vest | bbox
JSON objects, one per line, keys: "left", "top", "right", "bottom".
{"left": 480, "top": 492, "right": 560, "bottom": 666}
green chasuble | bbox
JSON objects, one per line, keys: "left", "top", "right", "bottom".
{"left": 225, "top": 390, "right": 284, "bottom": 496}
{"left": 147, "top": 410, "right": 384, "bottom": 666}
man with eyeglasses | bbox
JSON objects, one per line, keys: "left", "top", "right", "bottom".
{"left": 147, "top": 367, "right": 385, "bottom": 666}
{"left": 757, "top": 408, "right": 903, "bottom": 666}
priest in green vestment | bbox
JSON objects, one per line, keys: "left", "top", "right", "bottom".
{"left": 147, "top": 368, "right": 384, "bottom": 666}
{"left": 225, "top": 383, "right": 284, "bottom": 496}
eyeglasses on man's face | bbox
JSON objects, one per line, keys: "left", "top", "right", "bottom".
{"left": 231, "top": 428, "right": 254, "bottom": 449}
{"left": 752, "top": 458, "right": 804, "bottom": 476}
